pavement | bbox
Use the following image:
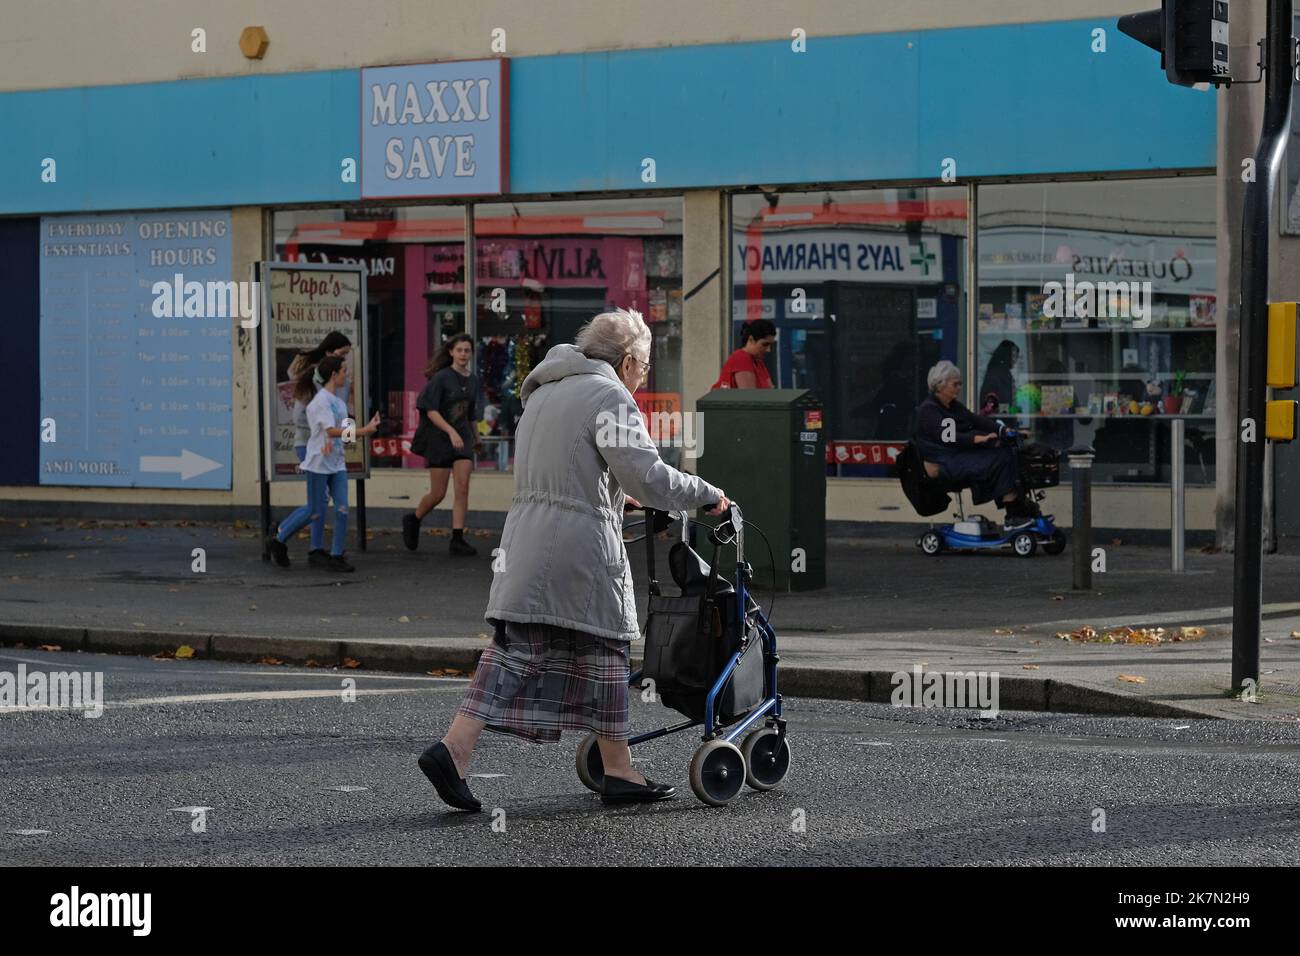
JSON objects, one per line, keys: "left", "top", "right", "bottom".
{"left": 3, "top": 515, "right": 1300, "bottom": 721}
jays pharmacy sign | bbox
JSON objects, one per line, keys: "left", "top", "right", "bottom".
{"left": 362, "top": 59, "right": 509, "bottom": 198}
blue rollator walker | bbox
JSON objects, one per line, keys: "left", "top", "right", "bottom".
{"left": 914, "top": 427, "right": 1068, "bottom": 559}
{"left": 575, "top": 503, "right": 790, "bottom": 807}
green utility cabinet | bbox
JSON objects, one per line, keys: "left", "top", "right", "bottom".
{"left": 694, "top": 389, "right": 826, "bottom": 591}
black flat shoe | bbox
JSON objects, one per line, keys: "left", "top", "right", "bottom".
{"left": 600, "top": 774, "right": 677, "bottom": 805}
{"left": 418, "top": 741, "right": 481, "bottom": 812}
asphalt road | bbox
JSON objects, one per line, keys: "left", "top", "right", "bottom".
{"left": 4, "top": 648, "right": 1300, "bottom": 866}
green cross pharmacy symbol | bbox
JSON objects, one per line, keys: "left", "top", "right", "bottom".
{"left": 909, "top": 240, "right": 935, "bottom": 276}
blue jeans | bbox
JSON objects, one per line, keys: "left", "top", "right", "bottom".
{"left": 291, "top": 445, "right": 324, "bottom": 552}
{"left": 278, "top": 470, "right": 349, "bottom": 556}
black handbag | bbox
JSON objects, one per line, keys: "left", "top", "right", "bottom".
{"left": 641, "top": 510, "right": 747, "bottom": 720}
{"left": 410, "top": 412, "right": 436, "bottom": 458}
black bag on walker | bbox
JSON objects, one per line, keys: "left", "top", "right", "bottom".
{"left": 639, "top": 511, "right": 760, "bottom": 724}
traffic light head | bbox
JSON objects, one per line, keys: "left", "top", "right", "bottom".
{"left": 1119, "top": 1, "right": 1231, "bottom": 88}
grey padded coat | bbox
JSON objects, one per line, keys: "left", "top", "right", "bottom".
{"left": 484, "top": 344, "right": 723, "bottom": 642}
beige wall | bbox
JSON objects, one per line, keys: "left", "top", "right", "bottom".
{"left": 1, "top": 0, "right": 1149, "bottom": 93}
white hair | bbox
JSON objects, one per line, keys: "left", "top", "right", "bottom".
{"left": 574, "top": 308, "right": 652, "bottom": 368}
{"left": 927, "top": 360, "right": 961, "bottom": 394}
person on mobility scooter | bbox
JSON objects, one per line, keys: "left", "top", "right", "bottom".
{"left": 900, "top": 360, "right": 1066, "bottom": 558}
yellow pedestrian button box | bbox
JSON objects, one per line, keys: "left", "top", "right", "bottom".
{"left": 1267, "top": 302, "right": 1297, "bottom": 388}
{"left": 1266, "top": 399, "right": 1297, "bottom": 442}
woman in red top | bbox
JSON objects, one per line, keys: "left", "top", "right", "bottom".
{"left": 713, "top": 319, "right": 776, "bottom": 389}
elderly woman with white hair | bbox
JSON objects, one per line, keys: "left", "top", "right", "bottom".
{"left": 419, "top": 308, "right": 729, "bottom": 810}
{"left": 913, "top": 359, "right": 1036, "bottom": 530}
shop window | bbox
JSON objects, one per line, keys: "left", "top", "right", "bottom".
{"left": 730, "top": 187, "right": 968, "bottom": 477}
{"left": 273, "top": 205, "right": 465, "bottom": 469}
{"left": 470, "top": 198, "right": 685, "bottom": 471}
{"left": 976, "top": 178, "right": 1216, "bottom": 485}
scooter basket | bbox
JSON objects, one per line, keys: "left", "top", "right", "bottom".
{"left": 1018, "top": 443, "right": 1060, "bottom": 489}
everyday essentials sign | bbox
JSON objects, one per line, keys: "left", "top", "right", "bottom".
{"left": 362, "top": 59, "right": 508, "bottom": 198}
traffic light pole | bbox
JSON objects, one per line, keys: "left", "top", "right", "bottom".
{"left": 1232, "top": 0, "right": 1294, "bottom": 690}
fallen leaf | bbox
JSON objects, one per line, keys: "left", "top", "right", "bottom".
{"left": 259, "top": 656, "right": 284, "bottom": 666}
{"left": 305, "top": 659, "right": 321, "bottom": 668}
{"left": 426, "top": 669, "right": 446, "bottom": 677}
{"left": 993, "top": 627, "right": 1014, "bottom": 635}
{"left": 38, "top": 644, "right": 62, "bottom": 652}
{"left": 150, "top": 650, "right": 175, "bottom": 661}
{"left": 1051, "top": 595, "right": 1064, "bottom": 601}
{"left": 66, "top": 554, "right": 76, "bottom": 560}
{"left": 1291, "top": 630, "right": 1300, "bottom": 639}
{"left": 342, "top": 658, "right": 362, "bottom": 669}
{"left": 398, "top": 615, "right": 410, "bottom": 623}
{"left": 248, "top": 605, "right": 257, "bottom": 611}
{"left": 1022, "top": 664, "right": 1040, "bottom": 670}
{"left": 174, "top": 645, "right": 196, "bottom": 659}
{"left": 1118, "top": 674, "right": 1146, "bottom": 684}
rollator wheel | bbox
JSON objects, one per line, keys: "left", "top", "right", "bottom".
{"left": 919, "top": 531, "right": 944, "bottom": 555}
{"left": 575, "top": 733, "right": 604, "bottom": 793}
{"left": 1012, "top": 532, "right": 1037, "bottom": 557}
{"left": 689, "top": 739, "right": 746, "bottom": 807}
{"left": 741, "top": 729, "right": 791, "bottom": 791}
{"left": 1043, "top": 530, "right": 1067, "bottom": 556}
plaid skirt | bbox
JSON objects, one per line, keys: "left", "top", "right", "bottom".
{"left": 457, "top": 621, "right": 630, "bottom": 743}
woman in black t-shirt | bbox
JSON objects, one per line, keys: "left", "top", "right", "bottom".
{"left": 402, "top": 334, "right": 480, "bottom": 557}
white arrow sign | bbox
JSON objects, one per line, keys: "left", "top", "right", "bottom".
{"left": 139, "top": 449, "right": 222, "bottom": 481}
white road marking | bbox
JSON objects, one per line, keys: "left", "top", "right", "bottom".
{"left": 7, "top": 829, "right": 50, "bottom": 836}
{"left": 0, "top": 686, "right": 440, "bottom": 716}
{"left": 169, "top": 806, "right": 213, "bottom": 813}
{"left": 468, "top": 773, "right": 507, "bottom": 779}
{"left": 211, "top": 670, "right": 470, "bottom": 682}
{"left": 323, "top": 786, "right": 368, "bottom": 793}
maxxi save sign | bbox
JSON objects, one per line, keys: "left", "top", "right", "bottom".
{"left": 361, "top": 59, "right": 509, "bottom": 198}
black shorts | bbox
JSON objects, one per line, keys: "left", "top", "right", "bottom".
{"left": 424, "top": 450, "right": 473, "bottom": 469}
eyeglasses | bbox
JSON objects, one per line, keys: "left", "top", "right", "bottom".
{"left": 626, "top": 354, "right": 651, "bottom": 374}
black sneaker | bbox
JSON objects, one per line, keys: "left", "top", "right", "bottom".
{"left": 1004, "top": 516, "right": 1035, "bottom": 533}
{"left": 402, "top": 513, "right": 421, "bottom": 551}
{"left": 266, "top": 535, "right": 290, "bottom": 568}
{"left": 307, "top": 549, "right": 330, "bottom": 569}
{"left": 327, "top": 554, "right": 355, "bottom": 573}
{"left": 450, "top": 536, "right": 478, "bottom": 557}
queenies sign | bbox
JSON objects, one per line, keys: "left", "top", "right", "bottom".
{"left": 362, "top": 59, "right": 508, "bottom": 198}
